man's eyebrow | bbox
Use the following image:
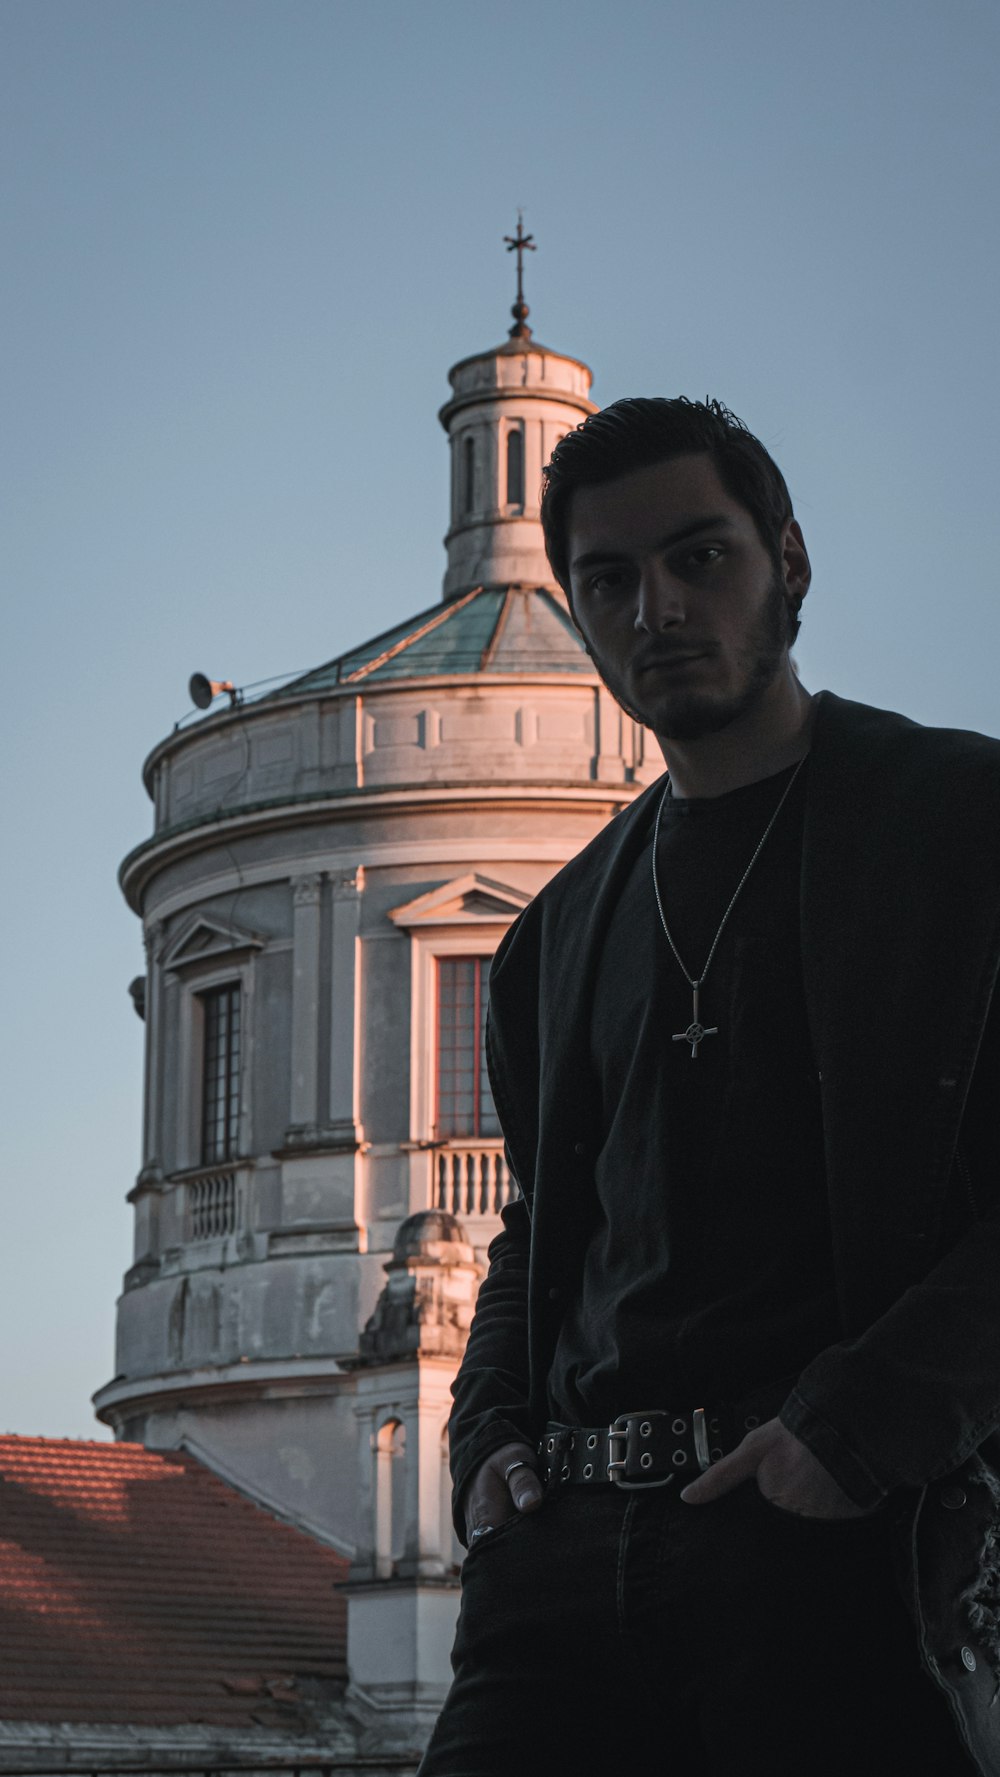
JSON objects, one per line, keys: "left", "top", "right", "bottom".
{"left": 570, "top": 515, "right": 735, "bottom": 572}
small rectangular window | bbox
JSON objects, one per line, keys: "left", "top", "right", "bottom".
{"left": 506, "top": 429, "right": 524, "bottom": 505}
{"left": 435, "top": 957, "right": 499, "bottom": 1139}
{"left": 462, "top": 435, "right": 476, "bottom": 515}
{"left": 201, "top": 984, "right": 241, "bottom": 1163}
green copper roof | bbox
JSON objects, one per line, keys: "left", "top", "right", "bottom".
{"left": 272, "top": 587, "right": 593, "bottom": 697}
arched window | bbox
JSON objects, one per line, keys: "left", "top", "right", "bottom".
{"left": 506, "top": 428, "right": 524, "bottom": 505}
{"left": 375, "top": 1418, "right": 407, "bottom": 1578}
{"left": 462, "top": 436, "right": 476, "bottom": 515}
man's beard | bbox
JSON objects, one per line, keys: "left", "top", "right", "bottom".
{"left": 585, "top": 574, "right": 792, "bottom": 742}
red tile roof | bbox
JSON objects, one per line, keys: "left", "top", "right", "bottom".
{"left": 0, "top": 1436, "right": 348, "bottom": 1728}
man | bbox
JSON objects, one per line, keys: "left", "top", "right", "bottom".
{"left": 418, "top": 399, "right": 1000, "bottom": 1776}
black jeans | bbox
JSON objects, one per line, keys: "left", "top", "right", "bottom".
{"left": 418, "top": 1480, "right": 970, "bottom": 1776}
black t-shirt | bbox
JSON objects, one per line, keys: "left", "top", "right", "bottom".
{"left": 548, "top": 760, "right": 840, "bottom": 1422}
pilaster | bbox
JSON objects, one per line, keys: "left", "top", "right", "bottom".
{"left": 273, "top": 866, "right": 365, "bottom": 1247}
{"left": 593, "top": 685, "right": 627, "bottom": 781}
{"left": 285, "top": 874, "right": 323, "bottom": 1144}
{"left": 141, "top": 919, "right": 166, "bottom": 1171}
{"left": 329, "top": 867, "right": 364, "bottom": 1149}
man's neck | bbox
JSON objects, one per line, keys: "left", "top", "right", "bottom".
{"left": 654, "top": 674, "right": 816, "bottom": 799}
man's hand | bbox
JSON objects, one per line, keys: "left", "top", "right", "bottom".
{"left": 462, "top": 1440, "right": 544, "bottom": 1542}
{"left": 679, "top": 1416, "right": 876, "bottom": 1519}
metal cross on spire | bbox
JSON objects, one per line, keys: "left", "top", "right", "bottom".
{"left": 504, "top": 212, "right": 536, "bottom": 339}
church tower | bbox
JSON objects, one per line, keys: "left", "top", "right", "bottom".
{"left": 98, "top": 231, "right": 660, "bottom": 1755}
{"left": 440, "top": 217, "right": 596, "bottom": 600}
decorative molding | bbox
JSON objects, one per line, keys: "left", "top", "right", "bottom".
{"left": 162, "top": 911, "right": 265, "bottom": 973}
{"left": 139, "top": 837, "right": 586, "bottom": 926}
{"left": 120, "top": 778, "right": 630, "bottom": 913}
{"left": 388, "top": 872, "right": 531, "bottom": 930}
{"left": 128, "top": 1163, "right": 164, "bottom": 1198}
{"left": 359, "top": 1212, "right": 480, "bottom": 1364}
{"left": 267, "top": 1227, "right": 364, "bottom": 1256}
{"left": 291, "top": 872, "right": 323, "bottom": 906}
{"left": 92, "top": 1355, "right": 352, "bottom": 1424}
{"left": 122, "top": 1256, "right": 160, "bottom": 1291}
{"left": 331, "top": 866, "right": 365, "bottom": 898}
{"left": 143, "top": 918, "right": 166, "bottom": 959}
{"left": 277, "top": 1123, "right": 363, "bottom": 1156}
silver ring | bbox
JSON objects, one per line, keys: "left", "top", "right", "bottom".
{"left": 469, "top": 1524, "right": 494, "bottom": 1542}
{"left": 504, "top": 1459, "right": 530, "bottom": 1484}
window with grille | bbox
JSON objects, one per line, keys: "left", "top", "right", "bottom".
{"left": 200, "top": 983, "right": 241, "bottom": 1162}
{"left": 435, "top": 957, "right": 500, "bottom": 1138}
{"left": 506, "top": 428, "right": 524, "bottom": 505}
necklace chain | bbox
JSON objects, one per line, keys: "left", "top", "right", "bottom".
{"left": 651, "top": 757, "right": 806, "bottom": 992}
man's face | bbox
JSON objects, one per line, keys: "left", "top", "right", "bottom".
{"left": 565, "top": 453, "right": 807, "bottom": 742}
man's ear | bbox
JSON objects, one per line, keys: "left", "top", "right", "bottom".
{"left": 782, "top": 519, "right": 811, "bottom": 613}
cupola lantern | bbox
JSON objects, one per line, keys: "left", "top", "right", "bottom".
{"left": 438, "top": 223, "right": 597, "bottom": 601}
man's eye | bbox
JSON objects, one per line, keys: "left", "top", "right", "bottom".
{"left": 589, "top": 570, "right": 626, "bottom": 594}
{"left": 687, "top": 546, "right": 723, "bottom": 567}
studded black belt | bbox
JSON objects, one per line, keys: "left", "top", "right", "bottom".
{"left": 539, "top": 1402, "right": 771, "bottom": 1491}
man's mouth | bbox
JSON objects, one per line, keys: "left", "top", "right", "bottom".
{"left": 636, "top": 651, "right": 709, "bottom": 674}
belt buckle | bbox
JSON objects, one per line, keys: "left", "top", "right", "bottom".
{"left": 606, "top": 1409, "right": 674, "bottom": 1490}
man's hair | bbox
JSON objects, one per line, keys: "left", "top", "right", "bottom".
{"left": 540, "top": 397, "right": 801, "bottom": 640}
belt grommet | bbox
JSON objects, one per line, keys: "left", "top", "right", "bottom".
{"left": 583, "top": 1463, "right": 594, "bottom": 1480}
{"left": 710, "top": 1447, "right": 723, "bottom": 1461}
{"left": 672, "top": 1449, "right": 687, "bottom": 1466}
{"left": 561, "top": 1463, "right": 571, "bottom": 1481}
{"left": 744, "top": 1415, "right": 760, "bottom": 1430}
{"left": 640, "top": 1452, "right": 653, "bottom": 1470}
{"left": 639, "top": 1420, "right": 652, "bottom": 1437}
{"left": 547, "top": 1437, "right": 555, "bottom": 1453}
{"left": 672, "top": 1418, "right": 686, "bottom": 1435}
{"left": 587, "top": 1434, "right": 598, "bottom": 1450}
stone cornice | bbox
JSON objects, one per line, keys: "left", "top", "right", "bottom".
{"left": 92, "top": 1355, "right": 352, "bottom": 1423}
{"left": 437, "top": 378, "right": 596, "bottom": 426}
{"left": 441, "top": 337, "right": 594, "bottom": 384}
{"left": 119, "top": 781, "right": 636, "bottom": 912}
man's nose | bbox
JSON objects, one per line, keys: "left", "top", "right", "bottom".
{"left": 634, "top": 566, "right": 686, "bottom": 632}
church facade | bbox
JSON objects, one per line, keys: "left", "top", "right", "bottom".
{"left": 95, "top": 280, "right": 659, "bottom": 1755}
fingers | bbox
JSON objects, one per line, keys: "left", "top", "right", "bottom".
{"left": 463, "top": 1474, "right": 512, "bottom": 1539}
{"left": 463, "top": 1441, "right": 542, "bottom": 1541}
{"left": 502, "top": 1450, "right": 544, "bottom": 1514}
{"left": 680, "top": 1420, "right": 778, "bottom": 1505}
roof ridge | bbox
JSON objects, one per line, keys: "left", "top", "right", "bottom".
{"left": 0, "top": 1434, "right": 139, "bottom": 1448}
{"left": 343, "top": 585, "right": 484, "bottom": 682}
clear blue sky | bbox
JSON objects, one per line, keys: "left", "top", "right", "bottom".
{"left": 2, "top": 0, "right": 998, "bottom": 1437}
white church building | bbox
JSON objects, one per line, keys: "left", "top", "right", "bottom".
{"left": 84, "top": 262, "right": 658, "bottom": 1766}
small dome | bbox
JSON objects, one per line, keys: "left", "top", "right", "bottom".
{"left": 392, "top": 1210, "right": 467, "bottom": 1262}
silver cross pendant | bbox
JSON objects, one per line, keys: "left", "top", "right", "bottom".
{"left": 672, "top": 981, "right": 719, "bottom": 1059}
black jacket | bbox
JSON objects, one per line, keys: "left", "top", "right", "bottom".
{"left": 449, "top": 692, "right": 1000, "bottom": 1773}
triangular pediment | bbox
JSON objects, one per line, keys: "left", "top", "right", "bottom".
{"left": 388, "top": 873, "right": 532, "bottom": 929}
{"left": 162, "top": 913, "right": 265, "bottom": 971}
